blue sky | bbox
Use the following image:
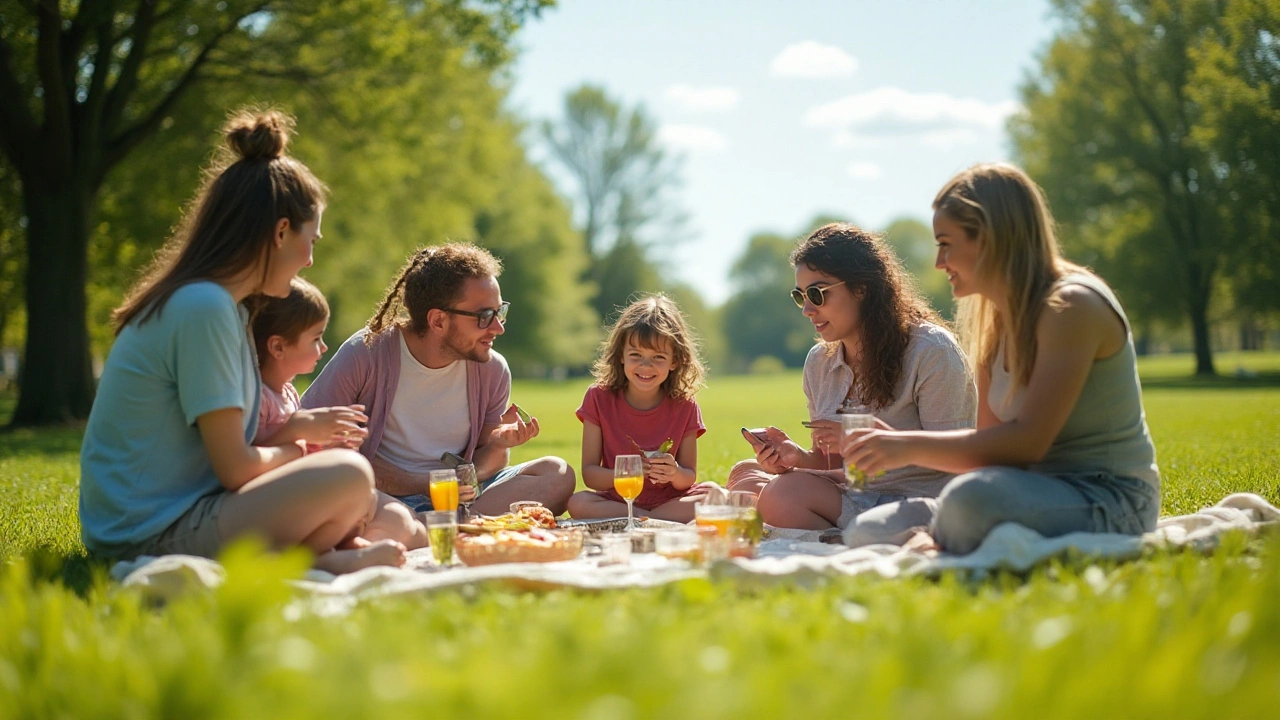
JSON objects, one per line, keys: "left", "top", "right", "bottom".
{"left": 509, "top": 0, "right": 1058, "bottom": 304}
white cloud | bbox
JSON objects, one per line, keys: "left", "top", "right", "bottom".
{"left": 920, "top": 128, "right": 981, "bottom": 149}
{"left": 658, "top": 124, "right": 728, "bottom": 153}
{"left": 847, "top": 161, "right": 881, "bottom": 179}
{"left": 666, "top": 84, "right": 740, "bottom": 112}
{"left": 770, "top": 41, "right": 858, "bottom": 78}
{"left": 833, "top": 130, "right": 876, "bottom": 150}
{"left": 805, "top": 87, "right": 1019, "bottom": 134}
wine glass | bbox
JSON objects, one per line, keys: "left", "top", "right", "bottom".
{"left": 455, "top": 463, "right": 480, "bottom": 521}
{"left": 613, "top": 454, "right": 644, "bottom": 531}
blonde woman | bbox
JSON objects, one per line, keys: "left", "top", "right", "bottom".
{"left": 842, "top": 163, "right": 1160, "bottom": 554}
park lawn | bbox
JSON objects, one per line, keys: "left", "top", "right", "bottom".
{"left": 1, "top": 352, "right": 1279, "bottom": 718}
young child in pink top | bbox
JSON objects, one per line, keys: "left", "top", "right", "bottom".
{"left": 251, "top": 277, "right": 365, "bottom": 452}
{"left": 567, "top": 295, "right": 708, "bottom": 523}
{"left": 252, "top": 277, "right": 427, "bottom": 551}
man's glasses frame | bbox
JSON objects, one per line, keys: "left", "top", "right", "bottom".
{"left": 790, "top": 281, "right": 847, "bottom": 308}
{"left": 442, "top": 301, "right": 510, "bottom": 329}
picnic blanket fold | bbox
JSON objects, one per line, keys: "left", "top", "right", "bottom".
{"left": 109, "top": 492, "right": 1279, "bottom": 606}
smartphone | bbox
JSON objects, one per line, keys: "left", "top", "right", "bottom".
{"left": 740, "top": 427, "right": 769, "bottom": 447}
{"left": 440, "top": 451, "right": 465, "bottom": 469}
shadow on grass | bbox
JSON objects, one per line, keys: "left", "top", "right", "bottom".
{"left": 1140, "top": 371, "right": 1280, "bottom": 390}
{"left": 19, "top": 544, "right": 115, "bottom": 596}
{"left": 0, "top": 424, "right": 85, "bottom": 457}
{"left": 0, "top": 390, "right": 86, "bottom": 456}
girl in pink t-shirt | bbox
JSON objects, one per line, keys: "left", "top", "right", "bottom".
{"left": 251, "top": 278, "right": 365, "bottom": 451}
{"left": 568, "top": 295, "right": 708, "bottom": 522}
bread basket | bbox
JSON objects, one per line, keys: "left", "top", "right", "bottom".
{"left": 455, "top": 528, "right": 585, "bottom": 566}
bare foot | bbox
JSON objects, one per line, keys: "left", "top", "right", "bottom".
{"left": 314, "top": 539, "right": 407, "bottom": 574}
{"left": 337, "top": 534, "right": 371, "bottom": 550}
{"left": 902, "top": 530, "right": 939, "bottom": 553}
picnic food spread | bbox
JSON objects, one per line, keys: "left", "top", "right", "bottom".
{"left": 454, "top": 505, "right": 582, "bottom": 565}
{"left": 459, "top": 504, "right": 558, "bottom": 533}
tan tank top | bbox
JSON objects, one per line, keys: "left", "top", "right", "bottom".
{"left": 988, "top": 272, "right": 1160, "bottom": 490}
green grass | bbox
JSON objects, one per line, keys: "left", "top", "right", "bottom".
{"left": 2, "top": 352, "right": 1279, "bottom": 718}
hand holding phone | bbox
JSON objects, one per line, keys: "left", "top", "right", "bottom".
{"left": 740, "top": 427, "right": 769, "bottom": 450}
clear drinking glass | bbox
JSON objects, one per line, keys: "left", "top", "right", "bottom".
{"left": 728, "top": 490, "right": 763, "bottom": 550}
{"left": 613, "top": 454, "right": 644, "bottom": 531}
{"left": 424, "top": 510, "right": 457, "bottom": 567}
{"left": 694, "top": 500, "right": 737, "bottom": 538}
{"left": 428, "top": 469, "right": 459, "bottom": 511}
{"left": 455, "top": 463, "right": 479, "bottom": 521}
{"left": 654, "top": 528, "right": 700, "bottom": 562}
{"left": 840, "top": 413, "right": 877, "bottom": 489}
{"left": 598, "top": 533, "right": 632, "bottom": 566}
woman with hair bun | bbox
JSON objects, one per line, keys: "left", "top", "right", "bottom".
{"left": 80, "top": 109, "right": 410, "bottom": 573}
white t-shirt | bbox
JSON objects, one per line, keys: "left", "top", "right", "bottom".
{"left": 375, "top": 333, "right": 470, "bottom": 473}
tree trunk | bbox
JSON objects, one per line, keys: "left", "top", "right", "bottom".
{"left": 1186, "top": 268, "right": 1216, "bottom": 377}
{"left": 1239, "top": 318, "right": 1261, "bottom": 351}
{"left": 10, "top": 179, "right": 96, "bottom": 426}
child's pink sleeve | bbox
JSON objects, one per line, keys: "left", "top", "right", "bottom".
{"left": 575, "top": 385, "right": 603, "bottom": 426}
{"left": 687, "top": 399, "right": 707, "bottom": 439}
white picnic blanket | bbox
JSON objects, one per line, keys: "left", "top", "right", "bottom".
{"left": 111, "top": 493, "right": 1280, "bottom": 611}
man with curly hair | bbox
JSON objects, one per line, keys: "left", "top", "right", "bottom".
{"left": 302, "top": 243, "right": 576, "bottom": 516}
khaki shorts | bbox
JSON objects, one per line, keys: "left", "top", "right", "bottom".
{"left": 118, "top": 492, "right": 229, "bottom": 560}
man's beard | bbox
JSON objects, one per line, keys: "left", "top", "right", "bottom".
{"left": 443, "top": 325, "right": 490, "bottom": 363}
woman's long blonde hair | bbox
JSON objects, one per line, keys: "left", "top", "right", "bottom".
{"left": 933, "top": 163, "right": 1082, "bottom": 386}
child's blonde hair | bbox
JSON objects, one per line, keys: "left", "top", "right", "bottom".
{"left": 592, "top": 295, "right": 706, "bottom": 401}
{"left": 249, "top": 277, "right": 330, "bottom": 366}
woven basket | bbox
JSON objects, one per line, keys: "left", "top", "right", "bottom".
{"left": 456, "top": 529, "right": 585, "bottom": 566}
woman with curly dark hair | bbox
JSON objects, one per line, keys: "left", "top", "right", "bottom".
{"left": 728, "top": 223, "right": 976, "bottom": 544}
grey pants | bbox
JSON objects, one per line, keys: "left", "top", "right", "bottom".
{"left": 843, "top": 497, "right": 938, "bottom": 548}
{"left": 930, "top": 467, "right": 1160, "bottom": 555}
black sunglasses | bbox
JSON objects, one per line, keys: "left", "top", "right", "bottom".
{"left": 442, "top": 301, "right": 510, "bottom": 329}
{"left": 790, "top": 281, "right": 847, "bottom": 308}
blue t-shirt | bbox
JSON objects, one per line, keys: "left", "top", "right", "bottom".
{"left": 79, "top": 282, "right": 260, "bottom": 555}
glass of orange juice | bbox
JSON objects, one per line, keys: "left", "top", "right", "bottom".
{"left": 613, "top": 454, "right": 644, "bottom": 531}
{"left": 694, "top": 501, "right": 737, "bottom": 538}
{"left": 428, "top": 469, "right": 459, "bottom": 512}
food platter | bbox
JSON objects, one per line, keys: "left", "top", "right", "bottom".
{"left": 557, "top": 517, "right": 687, "bottom": 535}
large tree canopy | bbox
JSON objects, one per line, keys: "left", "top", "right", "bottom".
{"left": 1012, "top": 0, "right": 1280, "bottom": 374}
{"left": 0, "top": 0, "right": 577, "bottom": 425}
